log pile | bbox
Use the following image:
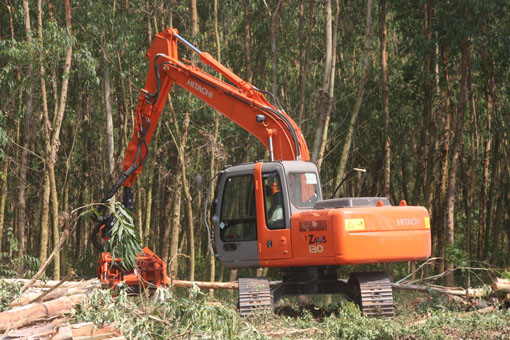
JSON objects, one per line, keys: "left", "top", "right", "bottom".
{"left": 0, "top": 278, "right": 126, "bottom": 340}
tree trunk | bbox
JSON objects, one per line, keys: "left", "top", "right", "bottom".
{"left": 158, "top": 177, "right": 173, "bottom": 254}
{"left": 177, "top": 112, "right": 194, "bottom": 281}
{"left": 445, "top": 35, "right": 468, "bottom": 286}
{"left": 315, "top": 0, "right": 339, "bottom": 171}
{"left": 490, "top": 171, "right": 504, "bottom": 264}
{"left": 208, "top": 0, "right": 222, "bottom": 296}
{"left": 191, "top": 0, "right": 198, "bottom": 38}
{"left": 270, "top": 0, "right": 284, "bottom": 95}
{"left": 103, "top": 42, "right": 115, "bottom": 179}
{"left": 485, "top": 134, "right": 499, "bottom": 258}
{"left": 143, "top": 124, "right": 160, "bottom": 244}
{"left": 168, "top": 176, "right": 182, "bottom": 277}
{"left": 40, "top": 175, "right": 51, "bottom": 265}
{"left": 19, "top": 0, "right": 36, "bottom": 258}
{"left": 0, "top": 159, "right": 8, "bottom": 252}
{"left": 477, "top": 54, "right": 493, "bottom": 260}
{"left": 241, "top": 0, "right": 253, "bottom": 82}
{"left": 379, "top": 0, "right": 390, "bottom": 199}
{"left": 334, "top": 0, "right": 373, "bottom": 190}
{"left": 434, "top": 46, "right": 453, "bottom": 274}
{"left": 297, "top": 1, "right": 315, "bottom": 124}
{"left": 145, "top": 0, "right": 152, "bottom": 45}
{"left": 48, "top": 0, "right": 72, "bottom": 279}
{"left": 462, "top": 62, "right": 477, "bottom": 286}
{"left": 311, "top": 0, "right": 333, "bottom": 164}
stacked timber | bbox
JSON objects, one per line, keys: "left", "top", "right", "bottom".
{"left": 0, "top": 278, "right": 126, "bottom": 340}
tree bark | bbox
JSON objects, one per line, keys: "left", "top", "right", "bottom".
{"left": 19, "top": 0, "right": 36, "bottom": 257}
{"left": 46, "top": 0, "right": 72, "bottom": 279}
{"left": 445, "top": 35, "right": 468, "bottom": 286}
{"left": 270, "top": 0, "right": 284, "bottom": 95}
{"left": 103, "top": 42, "right": 115, "bottom": 179}
{"left": 208, "top": 0, "right": 223, "bottom": 296}
{"left": 379, "top": 0, "right": 390, "bottom": 198}
{"left": 191, "top": 0, "right": 198, "bottom": 38}
{"left": 175, "top": 111, "right": 194, "bottom": 281}
{"left": 0, "top": 294, "right": 85, "bottom": 332}
{"left": 311, "top": 0, "right": 333, "bottom": 165}
{"left": 478, "top": 52, "right": 494, "bottom": 259}
{"left": 315, "top": 0, "right": 340, "bottom": 170}
{"left": 462, "top": 64, "right": 477, "bottom": 286}
{"left": 40, "top": 176, "right": 51, "bottom": 265}
{"left": 172, "top": 279, "right": 238, "bottom": 290}
{"left": 0, "top": 159, "right": 8, "bottom": 252}
{"left": 334, "top": 0, "right": 373, "bottom": 190}
{"left": 143, "top": 124, "right": 160, "bottom": 244}
{"left": 433, "top": 45, "right": 453, "bottom": 274}
{"left": 297, "top": 1, "right": 315, "bottom": 124}
{"left": 241, "top": 0, "right": 253, "bottom": 83}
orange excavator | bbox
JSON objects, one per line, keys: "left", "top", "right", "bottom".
{"left": 92, "top": 28, "right": 430, "bottom": 317}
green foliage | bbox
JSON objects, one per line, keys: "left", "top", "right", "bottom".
{"left": 0, "top": 280, "right": 21, "bottom": 313}
{"left": 0, "top": 228, "right": 40, "bottom": 278}
{"left": 321, "top": 302, "right": 395, "bottom": 340}
{"left": 501, "top": 270, "right": 510, "bottom": 280}
{"left": 72, "top": 285, "right": 267, "bottom": 340}
{"left": 84, "top": 201, "right": 142, "bottom": 270}
{"left": 104, "top": 202, "right": 143, "bottom": 270}
{"left": 445, "top": 243, "right": 468, "bottom": 268}
{"left": 70, "top": 288, "right": 510, "bottom": 340}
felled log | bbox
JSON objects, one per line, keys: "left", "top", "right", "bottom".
{"left": 51, "top": 322, "right": 123, "bottom": 340}
{"left": 9, "top": 279, "right": 99, "bottom": 307}
{"left": 0, "top": 293, "right": 86, "bottom": 332}
{"left": 392, "top": 283, "right": 489, "bottom": 298}
{"left": 1, "top": 318, "right": 65, "bottom": 339}
{"left": 493, "top": 278, "right": 510, "bottom": 294}
{"left": 1, "top": 278, "right": 100, "bottom": 289}
{"left": 171, "top": 279, "right": 238, "bottom": 290}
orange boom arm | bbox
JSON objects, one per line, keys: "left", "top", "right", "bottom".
{"left": 120, "top": 28, "right": 309, "bottom": 188}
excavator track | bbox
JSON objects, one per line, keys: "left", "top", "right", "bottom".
{"left": 349, "top": 272, "right": 394, "bottom": 318}
{"left": 238, "top": 278, "right": 273, "bottom": 317}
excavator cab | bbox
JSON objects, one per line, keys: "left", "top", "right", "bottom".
{"left": 211, "top": 160, "right": 322, "bottom": 268}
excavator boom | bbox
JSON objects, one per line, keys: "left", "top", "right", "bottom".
{"left": 121, "top": 28, "right": 309, "bottom": 188}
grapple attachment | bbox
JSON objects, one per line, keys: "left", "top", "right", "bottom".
{"left": 97, "top": 247, "right": 170, "bottom": 290}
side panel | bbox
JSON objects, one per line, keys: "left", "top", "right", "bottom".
{"left": 333, "top": 206, "right": 431, "bottom": 264}
{"left": 290, "top": 210, "right": 333, "bottom": 261}
{"left": 263, "top": 205, "right": 431, "bottom": 268}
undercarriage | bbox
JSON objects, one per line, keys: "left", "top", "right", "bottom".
{"left": 238, "top": 267, "right": 394, "bottom": 318}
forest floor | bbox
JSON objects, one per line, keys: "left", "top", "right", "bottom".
{"left": 2, "top": 279, "right": 510, "bottom": 340}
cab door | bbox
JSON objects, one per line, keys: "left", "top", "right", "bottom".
{"left": 213, "top": 166, "right": 260, "bottom": 268}
{"left": 255, "top": 162, "right": 292, "bottom": 264}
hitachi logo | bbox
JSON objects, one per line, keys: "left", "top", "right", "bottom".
{"left": 396, "top": 218, "right": 420, "bottom": 227}
{"left": 187, "top": 79, "right": 213, "bottom": 99}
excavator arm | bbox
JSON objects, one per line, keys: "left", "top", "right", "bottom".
{"left": 120, "top": 28, "right": 309, "bottom": 190}
{"left": 93, "top": 28, "right": 310, "bottom": 286}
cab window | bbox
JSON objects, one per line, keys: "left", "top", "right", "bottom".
{"left": 220, "top": 175, "right": 257, "bottom": 242}
{"left": 287, "top": 172, "right": 319, "bottom": 208}
{"left": 263, "top": 172, "right": 285, "bottom": 230}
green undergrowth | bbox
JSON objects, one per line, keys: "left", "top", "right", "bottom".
{"left": 0, "top": 280, "right": 21, "bottom": 312}
{"left": 69, "top": 287, "right": 510, "bottom": 340}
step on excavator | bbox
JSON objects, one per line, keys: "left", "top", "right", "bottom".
{"left": 92, "top": 28, "right": 431, "bottom": 317}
